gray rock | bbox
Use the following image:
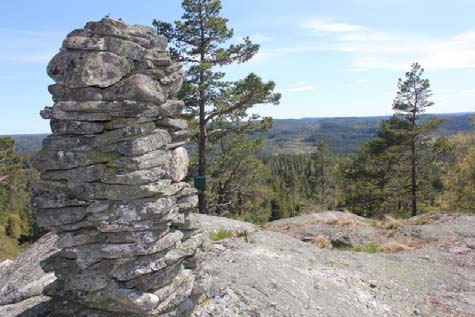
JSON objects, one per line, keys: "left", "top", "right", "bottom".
{"left": 0, "top": 259, "right": 13, "bottom": 272}
{"left": 86, "top": 197, "right": 176, "bottom": 223}
{"left": 103, "top": 74, "right": 166, "bottom": 104}
{"left": 108, "top": 149, "right": 171, "bottom": 171}
{"left": 105, "top": 36, "right": 145, "bottom": 60}
{"left": 95, "top": 121, "right": 156, "bottom": 145}
{"left": 36, "top": 206, "right": 90, "bottom": 228}
{"left": 53, "top": 100, "right": 157, "bottom": 113}
{"left": 161, "top": 70, "right": 185, "bottom": 98}
{"left": 2, "top": 213, "right": 475, "bottom": 316}
{"left": 42, "top": 164, "right": 107, "bottom": 183}
{"left": 156, "top": 118, "right": 189, "bottom": 131}
{"left": 187, "top": 213, "right": 258, "bottom": 234}
{"left": 0, "top": 233, "right": 58, "bottom": 306}
{"left": 47, "top": 51, "right": 131, "bottom": 88}
{"left": 170, "top": 147, "right": 189, "bottom": 182}
{"left": 0, "top": 296, "right": 50, "bottom": 317}
{"left": 159, "top": 99, "right": 185, "bottom": 117}
{"left": 69, "top": 179, "right": 176, "bottom": 200}
{"left": 31, "top": 17, "right": 198, "bottom": 316}
{"left": 63, "top": 35, "right": 106, "bottom": 51}
{"left": 103, "top": 117, "right": 155, "bottom": 130}
{"left": 50, "top": 119, "right": 104, "bottom": 135}
{"left": 49, "top": 84, "right": 104, "bottom": 102}
{"left": 117, "top": 129, "right": 171, "bottom": 156}
{"left": 143, "top": 50, "right": 172, "bottom": 66}
{"left": 32, "top": 149, "right": 116, "bottom": 172}
{"left": 101, "top": 167, "right": 167, "bottom": 185}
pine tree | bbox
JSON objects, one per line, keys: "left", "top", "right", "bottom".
{"left": 310, "top": 141, "right": 336, "bottom": 209}
{"left": 154, "top": 0, "right": 280, "bottom": 213}
{"left": 392, "top": 63, "right": 441, "bottom": 216}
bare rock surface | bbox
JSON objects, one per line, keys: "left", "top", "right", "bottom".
{"left": 1, "top": 212, "right": 474, "bottom": 316}
{"left": 186, "top": 213, "right": 258, "bottom": 235}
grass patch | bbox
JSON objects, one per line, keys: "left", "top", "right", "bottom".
{"left": 321, "top": 212, "right": 365, "bottom": 227}
{"left": 209, "top": 230, "right": 233, "bottom": 241}
{"left": 337, "top": 242, "right": 383, "bottom": 253}
{"left": 336, "top": 241, "right": 412, "bottom": 253}
{"left": 383, "top": 215, "right": 403, "bottom": 230}
{"left": 409, "top": 213, "right": 440, "bottom": 225}
{"left": 310, "top": 235, "right": 333, "bottom": 249}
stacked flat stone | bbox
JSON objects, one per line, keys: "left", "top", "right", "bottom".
{"left": 32, "top": 18, "right": 199, "bottom": 316}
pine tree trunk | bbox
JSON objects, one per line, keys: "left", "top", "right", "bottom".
{"left": 198, "top": 91, "right": 207, "bottom": 214}
{"left": 411, "top": 132, "right": 417, "bottom": 217}
{"left": 197, "top": 1, "right": 207, "bottom": 214}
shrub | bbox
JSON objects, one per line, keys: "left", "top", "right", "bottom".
{"left": 209, "top": 230, "right": 233, "bottom": 241}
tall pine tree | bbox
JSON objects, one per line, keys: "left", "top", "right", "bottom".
{"left": 154, "top": 0, "right": 280, "bottom": 213}
{"left": 392, "top": 63, "right": 441, "bottom": 216}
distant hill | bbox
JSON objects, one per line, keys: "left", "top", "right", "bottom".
{"left": 6, "top": 134, "right": 48, "bottom": 153}
{"left": 264, "top": 113, "right": 474, "bottom": 155}
{"left": 5, "top": 113, "right": 473, "bottom": 155}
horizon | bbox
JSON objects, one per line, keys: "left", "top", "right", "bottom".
{"left": 1, "top": 0, "right": 475, "bottom": 134}
{"left": 3, "top": 111, "right": 472, "bottom": 136}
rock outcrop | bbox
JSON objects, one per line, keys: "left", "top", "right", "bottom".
{"left": 32, "top": 18, "right": 199, "bottom": 316}
{"left": 2, "top": 212, "right": 475, "bottom": 316}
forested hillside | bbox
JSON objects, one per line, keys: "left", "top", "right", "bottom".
{"left": 7, "top": 113, "right": 473, "bottom": 155}
{"left": 265, "top": 113, "right": 473, "bottom": 155}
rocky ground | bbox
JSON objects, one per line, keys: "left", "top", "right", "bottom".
{"left": 1, "top": 212, "right": 474, "bottom": 316}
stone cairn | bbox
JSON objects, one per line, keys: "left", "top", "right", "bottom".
{"left": 32, "top": 18, "right": 200, "bottom": 316}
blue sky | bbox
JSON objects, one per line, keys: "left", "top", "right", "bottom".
{"left": 1, "top": 0, "right": 474, "bottom": 134}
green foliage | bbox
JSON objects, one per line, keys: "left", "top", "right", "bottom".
{"left": 0, "top": 137, "right": 38, "bottom": 260}
{"left": 439, "top": 133, "right": 475, "bottom": 212}
{"left": 340, "top": 118, "right": 411, "bottom": 217}
{"left": 341, "top": 63, "right": 443, "bottom": 217}
{"left": 191, "top": 133, "right": 273, "bottom": 224}
{"left": 209, "top": 229, "right": 233, "bottom": 241}
{"left": 0, "top": 232, "right": 20, "bottom": 262}
{"left": 263, "top": 141, "right": 340, "bottom": 220}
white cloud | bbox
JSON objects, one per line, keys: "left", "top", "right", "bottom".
{"left": 288, "top": 81, "right": 316, "bottom": 92}
{"left": 462, "top": 89, "right": 475, "bottom": 94}
{"left": 263, "top": 18, "right": 475, "bottom": 71}
{"left": 303, "top": 18, "right": 366, "bottom": 33}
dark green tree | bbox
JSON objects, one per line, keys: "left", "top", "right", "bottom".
{"left": 340, "top": 117, "right": 411, "bottom": 217}
{"left": 392, "top": 62, "right": 441, "bottom": 216}
{"left": 204, "top": 133, "right": 273, "bottom": 223}
{"left": 310, "top": 141, "right": 337, "bottom": 209}
{"left": 153, "top": 0, "right": 280, "bottom": 213}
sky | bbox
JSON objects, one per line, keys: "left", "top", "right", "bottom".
{"left": 0, "top": 0, "right": 474, "bottom": 134}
